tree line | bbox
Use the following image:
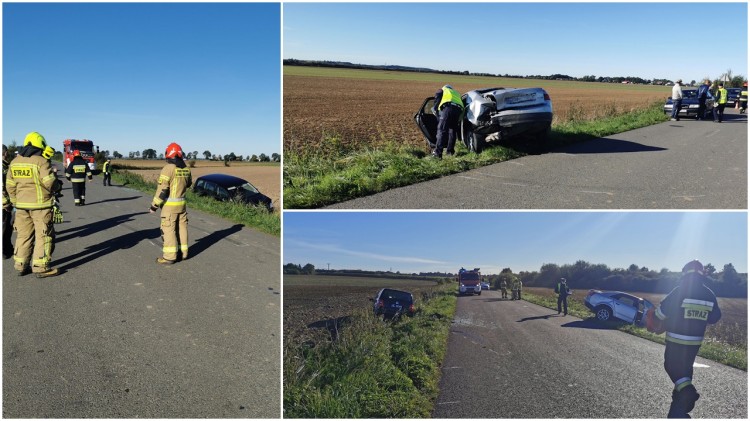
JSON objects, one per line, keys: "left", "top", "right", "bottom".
{"left": 284, "top": 260, "right": 747, "bottom": 298}
{"left": 112, "top": 149, "right": 280, "bottom": 162}
{"left": 487, "top": 260, "right": 747, "bottom": 298}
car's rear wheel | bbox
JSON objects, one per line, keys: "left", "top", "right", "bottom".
{"left": 595, "top": 306, "right": 612, "bottom": 322}
{"left": 461, "top": 120, "right": 484, "bottom": 153}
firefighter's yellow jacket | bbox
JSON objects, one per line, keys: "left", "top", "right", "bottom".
{"left": 151, "top": 161, "right": 192, "bottom": 214}
{"left": 6, "top": 151, "right": 58, "bottom": 210}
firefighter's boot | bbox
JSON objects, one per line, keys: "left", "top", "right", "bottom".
{"left": 667, "top": 386, "right": 699, "bottom": 419}
{"left": 35, "top": 267, "right": 59, "bottom": 278}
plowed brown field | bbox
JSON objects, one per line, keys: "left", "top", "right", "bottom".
{"left": 283, "top": 275, "right": 441, "bottom": 347}
{"left": 283, "top": 67, "right": 668, "bottom": 154}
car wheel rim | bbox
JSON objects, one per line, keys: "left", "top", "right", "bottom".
{"left": 597, "top": 309, "right": 609, "bottom": 320}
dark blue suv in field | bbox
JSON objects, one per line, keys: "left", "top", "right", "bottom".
{"left": 372, "top": 288, "right": 415, "bottom": 319}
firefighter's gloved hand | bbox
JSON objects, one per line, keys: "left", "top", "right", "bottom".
{"left": 52, "top": 206, "right": 63, "bottom": 224}
{"left": 149, "top": 205, "right": 158, "bottom": 213}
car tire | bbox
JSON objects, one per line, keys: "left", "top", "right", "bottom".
{"left": 595, "top": 306, "right": 612, "bottom": 322}
{"left": 461, "top": 120, "right": 485, "bottom": 153}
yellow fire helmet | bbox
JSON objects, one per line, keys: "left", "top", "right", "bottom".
{"left": 24, "top": 131, "right": 47, "bottom": 149}
{"left": 42, "top": 145, "right": 56, "bottom": 160}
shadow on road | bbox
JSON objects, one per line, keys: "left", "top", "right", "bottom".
{"left": 561, "top": 318, "right": 619, "bottom": 330}
{"left": 189, "top": 224, "right": 244, "bottom": 259}
{"left": 517, "top": 313, "right": 559, "bottom": 322}
{"left": 56, "top": 212, "right": 148, "bottom": 243}
{"left": 55, "top": 227, "right": 161, "bottom": 271}
{"left": 478, "top": 297, "right": 507, "bottom": 302}
{"left": 84, "top": 196, "right": 142, "bottom": 206}
{"left": 561, "top": 138, "right": 668, "bottom": 155}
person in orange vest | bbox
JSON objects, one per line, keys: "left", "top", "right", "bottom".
{"left": 149, "top": 142, "right": 192, "bottom": 264}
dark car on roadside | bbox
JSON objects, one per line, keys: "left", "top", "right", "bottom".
{"left": 371, "top": 288, "right": 415, "bottom": 319}
{"left": 664, "top": 89, "right": 715, "bottom": 119}
{"left": 584, "top": 289, "right": 655, "bottom": 326}
{"left": 726, "top": 88, "right": 742, "bottom": 107}
{"left": 193, "top": 173, "right": 273, "bottom": 211}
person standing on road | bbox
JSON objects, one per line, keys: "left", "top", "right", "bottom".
{"left": 696, "top": 79, "right": 714, "bottom": 120}
{"left": 431, "top": 84, "right": 465, "bottom": 159}
{"left": 670, "top": 80, "right": 684, "bottom": 121}
{"left": 5, "top": 132, "right": 62, "bottom": 277}
{"left": 646, "top": 260, "right": 721, "bottom": 418}
{"left": 149, "top": 142, "right": 192, "bottom": 265}
{"left": 738, "top": 82, "right": 748, "bottom": 114}
{"left": 712, "top": 83, "right": 728, "bottom": 123}
{"left": 65, "top": 150, "right": 92, "bottom": 206}
{"left": 555, "top": 277, "right": 571, "bottom": 316}
{"left": 2, "top": 144, "right": 14, "bottom": 259}
{"left": 102, "top": 158, "right": 113, "bottom": 186}
{"left": 500, "top": 278, "right": 508, "bottom": 299}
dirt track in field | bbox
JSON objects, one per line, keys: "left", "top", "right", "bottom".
{"left": 283, "top": 74, "right": 667, "bottom": 154}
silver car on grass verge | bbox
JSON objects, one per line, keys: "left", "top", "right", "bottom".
{"left": 415, "top": 87, "right": 553, "bottom": 154}
{"left": 584, "top": 290, "right": 655, "bottom": 326}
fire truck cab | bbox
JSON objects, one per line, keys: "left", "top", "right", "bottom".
{"left": 458, "top": 267, "right": 482, "bottom": 295}
{"left": 63, "top": 139, "right": 97, "bottom": 172}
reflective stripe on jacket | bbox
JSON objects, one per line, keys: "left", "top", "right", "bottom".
{"left": 7, "top": 155, "right": 57, "bottom": 209}
{"left": 152, "top": 162, "right": 192, "bottom": 214}
{"left": 655, "top": 277, "right": 721, "bottom": 346}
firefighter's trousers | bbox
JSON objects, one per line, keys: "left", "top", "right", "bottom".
{"left": 160, "top": 211, "right": 188, "bottom": 261}
{"left": 13, "top": 208, "right": 54, "bottom": 272}
{"left": 664, "top": 341, "right": 701, "bottom": 418}
{"left": 71, "top": 181, "right": 86, "bottom": 205}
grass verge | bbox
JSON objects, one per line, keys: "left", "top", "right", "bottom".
{"left": 522, "top": 291, "right": 747, "bottom": 371}
{"left": 283, "top": 285, "right": 456, "bottom": 418}
{"left": 112, "top": 170, "right": 280, "bottom": 237}
{"left": 284, "top": 102, "right": 668, "bottom": 208}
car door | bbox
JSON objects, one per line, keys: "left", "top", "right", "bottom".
{"left": 414, "top": 97, "right": 438, "bottom": 148}
{"left": 612, "top": 295, "right": 637, "bottom": 323}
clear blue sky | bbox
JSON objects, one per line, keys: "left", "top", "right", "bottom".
{"left": 284, "top": 212, "right": 748, "bottom": 275}
{"left": 3, "top": 3, "right": 280, "bottom": 158}
{"left": 284, "top": 2, "right": 748, "bottom": 83}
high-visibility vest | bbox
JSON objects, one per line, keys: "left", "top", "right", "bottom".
{"left": 740, "top": 89, "right": 748, "bottom": 103}
{"left": 438, "top": 86, "right": 465, "bottom": 110}
{"left": 717, "top": 88, "right": 728, "bottom": 104}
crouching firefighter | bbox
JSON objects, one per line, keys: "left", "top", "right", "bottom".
{"left": 65, "top": 150, "right": 92, "bottom": 206}
{"left": 646, "top": 260, "right": 721, "bottom": 418}
{"left": 149, "top": 142, "right": 191, "bottom": 265}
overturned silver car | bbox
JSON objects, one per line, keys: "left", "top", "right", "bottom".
{"left": 415, "top": 87, "right": 553, "bottom": 153}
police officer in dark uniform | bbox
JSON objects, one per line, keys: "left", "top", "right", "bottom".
{"left": 696, "top": 79, "right": 713, "bottom": 120}
{"left": 650, "top": 260, "right": 721, "bottom": 418}
{"left": 65, "top": 150, "right": 92, "bottom": 205}
{"left": 431, "top": 84, "right": 465, "bottom": 159}
{"left": 102, "top": 158, "right": 112, "bottom": 186}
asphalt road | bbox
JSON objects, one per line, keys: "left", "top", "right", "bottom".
{"left": 433, "top": 290, "right": 747, "bottom": 418}
{"left": 329, "top": 110, "right": 747, "bottom": 209}
{"left": 3, "top": 176, "right": 280, "bottom": 417}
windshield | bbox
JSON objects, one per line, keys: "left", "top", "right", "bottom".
{"left": 227, "top": 182, "right": 260, "bottom": 195}
{"left": 382, "top": 290, "right": 412, "bottom": 302}
{"left": 71, "top": 141, "right": 94, "bottom": 152}
{"left": 460, "top": 272, "right": 480, "bottom": 281}
{"left": 681, "top": 90, "right": 698, "bottom": 99}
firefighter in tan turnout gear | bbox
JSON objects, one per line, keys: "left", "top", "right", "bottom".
{"left": 6, "top": 132, "right": 62, "bottom": 277}
{"left": 149, "top": 142, "right": 192, "bottom": 264}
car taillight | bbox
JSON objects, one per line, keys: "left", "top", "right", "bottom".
{"left": 377, "top": 299, "right": 384, "bottom": 308}
{"left": 543, "top": 92, "right": 551, "bottom": 101}
{"left": 409, "top": 304, "right": 415, "bottom": 313}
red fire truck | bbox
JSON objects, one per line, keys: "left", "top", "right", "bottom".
{"left": 458, "top": 267, "right": 482, "bottom": 295}
{"left": 62, "top": 139, "right": 97, "bottom": 172}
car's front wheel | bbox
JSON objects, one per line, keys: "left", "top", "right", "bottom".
{"left": 595, "top": 306, "right": 612, "bottom": 322}
{"left": 461, "top": 120, "right": 485, "bottom": 153}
